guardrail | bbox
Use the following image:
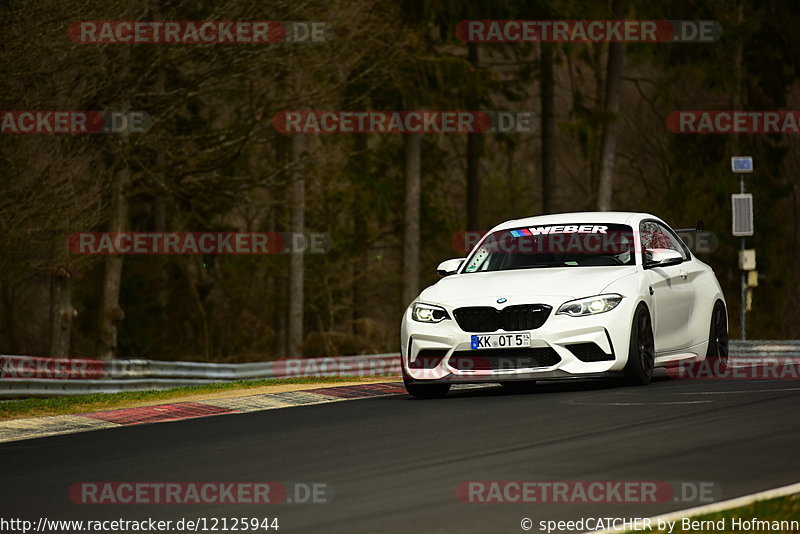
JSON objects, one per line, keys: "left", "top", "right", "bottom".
{"left": 0, "top": 353, "right": 401, "bottom": 398}
{"left": 1, "top": 341, "right": 797, "bottom": 398}
{"left": 728, "top": 340, "right": 800, "bottom": 358}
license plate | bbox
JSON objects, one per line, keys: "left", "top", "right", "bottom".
{"left": 471, "top": 333, "right": 531, "bottom": 349}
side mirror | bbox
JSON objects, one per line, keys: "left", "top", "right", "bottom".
{"left": 436, "top": 258, "right": 465, "bottom": 276}
{"left": 645, "top": 248, "right": 683, "bottom": 268}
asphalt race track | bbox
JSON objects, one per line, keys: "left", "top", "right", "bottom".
{"left": 2, "top": 377, "right": 799, "bottom": 533}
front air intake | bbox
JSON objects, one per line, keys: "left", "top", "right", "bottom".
{"left": 409, "top": 349, "right": 448, "bottom": 369}
{"left": 565, "top": 342, "right": 614, "bottom": 362}
{"left": 453, "top": 305, "right": 552, "bottom": 333}
{"left": 448, "top": 347, "right": 561, "bottom": 371}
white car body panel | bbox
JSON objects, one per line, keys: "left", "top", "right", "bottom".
{"left": 400, "top": 211, "right": 726, "bottom": 385}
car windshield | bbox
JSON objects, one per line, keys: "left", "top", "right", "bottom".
{"left": 462, "top": 223, "right": 636, "bottom": 272}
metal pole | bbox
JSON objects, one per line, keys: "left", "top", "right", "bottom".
{"left": 740, "top": 175, "right": 746, "bottom": 340}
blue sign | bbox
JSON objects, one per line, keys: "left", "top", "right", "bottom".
{"left": 731, "top": 156, "right": 753, "bottom": 173}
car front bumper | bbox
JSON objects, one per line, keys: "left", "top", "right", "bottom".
{"left": 400, "top": 295, "right": 636, "bottom": 383}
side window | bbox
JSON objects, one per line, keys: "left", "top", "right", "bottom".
{"left": 639, "top": 221, "right": 662, "bottom": 258}
{"left": 640, "top": 220, "right": 689, "bottom": 262}
{"left": 655, "top": 222, "right": 690, "bottom": 260}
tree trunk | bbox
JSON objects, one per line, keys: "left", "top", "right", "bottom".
{"left": 0, "top": 276, "right": 19, "bottom": 353}
{"left": 153, "top": 64, "right": 168, "bottom": 311}
{"left": 466, "top": 43, "right": 483, "bottom": 230}
{"left": 178, "top": 259, "right": 211, "bottom": 361}
{"left": 97, "top": 166, "right": 129, "bottom": 360}
{"left": 49, "top": 267, "right": 75, "bottom": 357}
{"left": 288, "top": 133, "right": 306, "bottom": 358}
{"left": 466, "top": 134, "right": 483, "bottom": 229}
{"left": 596, "top": 0, "right": 626, "bottom": 211}
{"left": 153, "top": 195, "right": 168, "bottom": 309}
{"left": 272, "top": 138, "right": 288, "bottom": 358}
{"left": 540, "top": 43, "right": 557, "bottom": 214}
{"left": 351, "top": 135, "right": 369, "bottom": 324}
{"left": 402, "top": 133, "right": 421, "bottom": 307}
{"left": 265, "top": 202, "right": 280, "bottom": 357}
{"left": 97, "top": 42, "right": 131, "bottom": 360}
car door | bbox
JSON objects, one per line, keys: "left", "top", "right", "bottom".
{"left": 640, "top": 221, "right": 695, "bottom": 353}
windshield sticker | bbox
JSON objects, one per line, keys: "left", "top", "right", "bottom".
{"left": 518, "top": 225, "right": 608, "bottom": 235}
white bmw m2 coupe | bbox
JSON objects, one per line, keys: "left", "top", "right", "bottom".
{"left": 400, "top": 212, "right": 728, "bottom": 398}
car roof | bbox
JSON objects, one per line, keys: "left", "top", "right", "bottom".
{"left": 491, "top": 211, "right": 663, "bottom": 232}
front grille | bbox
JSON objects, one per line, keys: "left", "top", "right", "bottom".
{"left": 448, "top": 347, "right": 561, "bottom": 371}
{"left": 453, "top": 305, "right": 552, "bottom": 333}
{"left": 566, "top": 342, "right": 614, "bottom": 362}
{"left": 409, "top": 349, "right": 448, "bottom": 369}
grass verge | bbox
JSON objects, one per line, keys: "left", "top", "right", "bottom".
{"left": 628, "top": 494, "right": 799, "bottom": 533}
{"left": 0, "top": 375, "right": 400, "bottom": 421}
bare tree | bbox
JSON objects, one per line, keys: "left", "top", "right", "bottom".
{"left": 49, "top": 267, "right": 76, "bottom": 357}
{"left": 466, "top": 43, "right": 483, "bottom": 230}
{"left": 541, "top": 43, "right": 557, "bottom": 213}
{"left": 596, "top": 0, "right": 626, "bottom": 211}
{"left": 288, "top": 133, "right": 306, "bottom": 358}
{"left": 97, "top": 164, "right": 130, "bottom": 359}
{"left": 402, "top": 133, "right": 422, "bottom": 307}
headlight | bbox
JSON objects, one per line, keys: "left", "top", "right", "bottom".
{"left": 556, "top": 294, "right": 623, "bottom": 317}
{"left": 411, "top": 303, "right": 450, "bottom": 323}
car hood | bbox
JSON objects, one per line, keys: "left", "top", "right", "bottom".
{"left": 418, "top": 266, "right": 637, "bottom": 307}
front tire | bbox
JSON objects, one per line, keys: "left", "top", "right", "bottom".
{"left": 705, "top": 301, "right": 729, "bottom": 375}
{"left": 402, "top": 361, "right": 451, "bottom": 398}
{"left": 622, "top": 304, "right": 655, "bottom": 386}
{"left": 404, "top": 381, "right": 451, "bottom": 399}
{"left": 499, "top": 380, "right": 537, "bottom": 393}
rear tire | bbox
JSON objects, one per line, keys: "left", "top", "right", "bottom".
{"left": 622, "top": 304, "right": 655, "bottom": 386}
